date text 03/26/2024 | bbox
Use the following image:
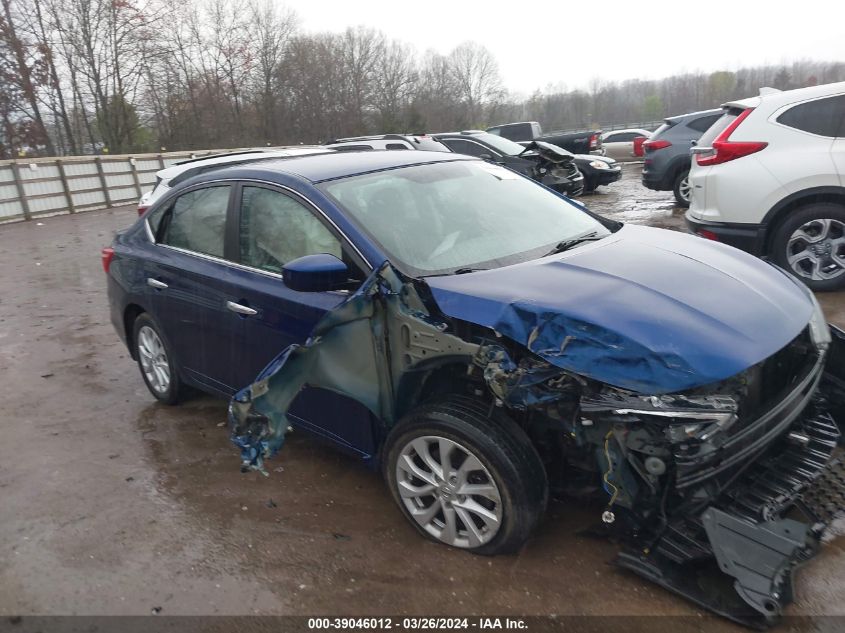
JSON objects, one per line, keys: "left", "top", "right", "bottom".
{"left": 307, "top": 618, "right": 528, "bottom": 630}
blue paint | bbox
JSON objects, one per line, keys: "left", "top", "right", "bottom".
{"left": 426, "top": 224, "right": 813, "bottom": 394}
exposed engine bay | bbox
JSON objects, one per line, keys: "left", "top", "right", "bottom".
{"left": 229, "top": 261, "right": 845, "bottom": 628}
{"left": 519, "top": 140, "right": 582, "bottom": 195}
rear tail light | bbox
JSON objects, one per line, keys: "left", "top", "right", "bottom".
{"left": 589, "top": 133, "right": 599, "bottom": 150}
{"left": 697, "top": 229, "right": 719, "bottom": 241}
{"left": 137, "top": 205, "right": 149, "bottom": 216}
{"left": 695, "top": 108, "right": 767, "bottom": 166}
{"left": 101, "top": 247, "right": 115, "bottom": 273}
{"left": 633, "top": 136, "right": 647, "bottom": 157}
{"left": 643, "top": 139, "right": 671, "bottom": 151}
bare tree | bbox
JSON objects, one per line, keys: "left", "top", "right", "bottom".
{"left": 447, "top": 41, "right": 502, "bottom": 126}
{"left": 249, "top": 0, "right": 297, "bottom": 143}
{"left": 0, "top": 0, "right": 55, "bottom": 153}
{"left": 373, "top": 39, "right": 416, "bottom": 132}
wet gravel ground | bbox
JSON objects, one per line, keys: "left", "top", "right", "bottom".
{"left": 2, "top": 165, "right": 845, "bottom": 627}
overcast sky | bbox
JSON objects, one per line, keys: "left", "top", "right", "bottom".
{"left": 283, "top": 0, "right": 843, "bottom": 97}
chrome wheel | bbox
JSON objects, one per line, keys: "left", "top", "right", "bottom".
{"left": 787, "top": 219, "right": 845, "bottom": 281}
{"left": 678, "top": 175, "right": 691, "bottom": 203}
{"left": 137, "top": 325, "right": 171, "bottom": 394}
{"left": 395, "top": 435, "right": 502, "bottom": 548}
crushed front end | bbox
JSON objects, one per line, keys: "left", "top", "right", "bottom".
{"left": 581, "top": 324, "right": 845, "bottom": 627}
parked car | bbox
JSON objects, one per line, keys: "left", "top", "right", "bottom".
{"left": 136, "top": 147, "right": 332, "bottom": 216}
{"left": 105, "top": 149, "right": 845, "bottom": 627}
{"left": 601, "top": 128, "right": 651, "bottom": 160}
{"left": 574, "top": 154, "right": 622, "bottom": 193}
{"left": 687, "top": 82, "right": 845, "bottom": 291}
{"left": 485, "top": 121, "right": 603, "bottom": 155}
{"left": 641, "top": 109, "right": 723, "bottom": 207}
{"left": 432, "top": 131, "right": 584, "bottom": 196}
{"left": 325, "top": 134, "right": 452, "bottom": 153}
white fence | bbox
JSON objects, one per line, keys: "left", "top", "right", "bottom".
{"left": 0, "top": 149, "right": 256, "bottom": 223}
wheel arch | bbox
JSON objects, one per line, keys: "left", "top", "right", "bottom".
{"left": 391, "top": 359, "right": 479, "bottom": 426}
{"left": 762, "top": 186, "right": 845, "bottom": 255}
{"left": 123, "top": 303, "right": 147, "bottom": 360}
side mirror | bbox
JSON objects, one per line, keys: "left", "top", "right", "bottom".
{"left": 479, "top": 153, "right": 493, "bottom": 161}
{"left": 282, "top": 253, "right": 349, "bottom": 292}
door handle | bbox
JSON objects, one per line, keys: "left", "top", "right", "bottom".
{"left": 147, "top": 278, "right": 168, "bottom": 289}
{"left": 226, "top": 301, "right": 257, "bottom": 316}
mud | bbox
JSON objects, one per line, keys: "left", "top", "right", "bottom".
{"left": 1, "top": 166, "right": 844, "bottom": 622}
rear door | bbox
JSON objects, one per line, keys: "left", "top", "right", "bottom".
{"left": 228, "top": 183, "right": 377, "bottom": 455}
{"left": 145, "top": 184, "right": 240, "bottom": 394}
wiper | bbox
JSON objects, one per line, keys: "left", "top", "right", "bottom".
{"left": 453, "top": 267, "right": 488, "bottom": 275}
{"left": 543, "top": 231, "right": 603, "bottom": 257}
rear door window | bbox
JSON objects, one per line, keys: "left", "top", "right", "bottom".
{"left": 159, "top": 186, "right": 232, "bottom": 258}
{"left": 777, "top": 95, "right": 845, "bottom": 137}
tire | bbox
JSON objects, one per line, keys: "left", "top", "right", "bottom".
{"left": 383, "top": 395, "right": 547, "bottom": 555}
{"left": 771, "top": 202, "right": 845, "bottom": 291}
{"left": 132, "top": 312, "right": 183, "bottom": 404}
{"left": 672, "top": 169, "right": 691, "bottom": 208}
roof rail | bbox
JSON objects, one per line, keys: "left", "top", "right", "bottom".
{"left": 174, "top": 149, "right": 268, "bottom": 166}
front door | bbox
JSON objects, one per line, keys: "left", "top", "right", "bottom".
{"left": 227, "top": 183, "right": 376, "bottom": 455}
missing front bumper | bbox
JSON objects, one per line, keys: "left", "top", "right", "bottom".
{"left": 617, "top": 329, "right": 845, "bottom": 628}
{"left": 619, "top": 450, "right": 845, "bottom": 628}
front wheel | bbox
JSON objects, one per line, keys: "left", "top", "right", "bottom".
{"left": 383, "top": 396, "right": 547, "bottom": 555}
{"left": 771, "top": 203, "right": 845, "bottom": 291}
{"left": 673, "top": 169, "right": 691, "bottom": 208}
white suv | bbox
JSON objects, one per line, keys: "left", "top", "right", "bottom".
{"left": 686, "top": 81, "right": 845, "bottom": 290}
{"left": 136, "top": 147, "right": 332, "bottom": 216}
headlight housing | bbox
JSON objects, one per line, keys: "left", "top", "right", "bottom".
{"left": 585, "top": 393, "right": 738, "bottom": 442}
{"left": 589, "top": 160, "right": 609, "bottom": 170}
{"left": 808, "top": 291, "right": 831, "bottom": 349}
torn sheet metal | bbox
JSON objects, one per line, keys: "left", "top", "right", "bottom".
{"left": 229, "top": 262, "right": 478, "bottom": 472}
{"left": 425, "top": 224, "right": 813, "bottom": 394}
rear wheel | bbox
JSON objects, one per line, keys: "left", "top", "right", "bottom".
{"left": 772, "top": 203, "right": 845, "bottom": 291}
{"left": 673, "top": 169, "right": 691, "bottom": 207}
{"left": 383, "top": 395, "right": 547, "bottom": 555}
{"left": 132, "top": 313, "right": 183, "bottom": 404}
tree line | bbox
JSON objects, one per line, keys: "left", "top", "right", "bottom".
{"left": 2, "top": 0, "right": 844, "bottom": 158}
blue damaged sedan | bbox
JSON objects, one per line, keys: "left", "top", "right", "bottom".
{"left": 105, "top": 150, "right": 845, "bottom": 626}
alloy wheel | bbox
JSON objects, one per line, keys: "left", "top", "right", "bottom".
{"left": 678, "top": 176, "right": 691, "bottom": 203}
{"left": 137, "top": 325, "right": 171, "bottom": 394}
{"left": 395, "top": 435, "right": 502, "bottom": 548}
{"left": 786, "top": 218, "right": 845, "bottom": 281}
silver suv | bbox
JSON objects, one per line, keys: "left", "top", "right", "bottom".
{"left": 641, "top": 109, "right": 722, "bottom": 207}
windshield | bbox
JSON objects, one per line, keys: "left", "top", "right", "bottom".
{"left": 320, "top": 160, "right": 609, "bottom": 276}
{"left": 471, "top": 133, "right": 528, "bottom": 156}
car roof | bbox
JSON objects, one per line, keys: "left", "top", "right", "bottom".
{"left": 725, "top": 80, "right": 845, "bottom": 111}
{"left": 158, "top": 147, "right": 332, "bottom": 179}
{"left": 665, "top": 108, "right": 723, "bottom": 124}
{"left": 195, "top": 150, "right": 474, "bottom": 184}
{"left": 602, "top": 128, "right": 651, "bottom": 136}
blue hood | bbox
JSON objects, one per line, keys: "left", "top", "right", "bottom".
{"left": 425, "top": 224, "right": 814, "bottom": 394}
